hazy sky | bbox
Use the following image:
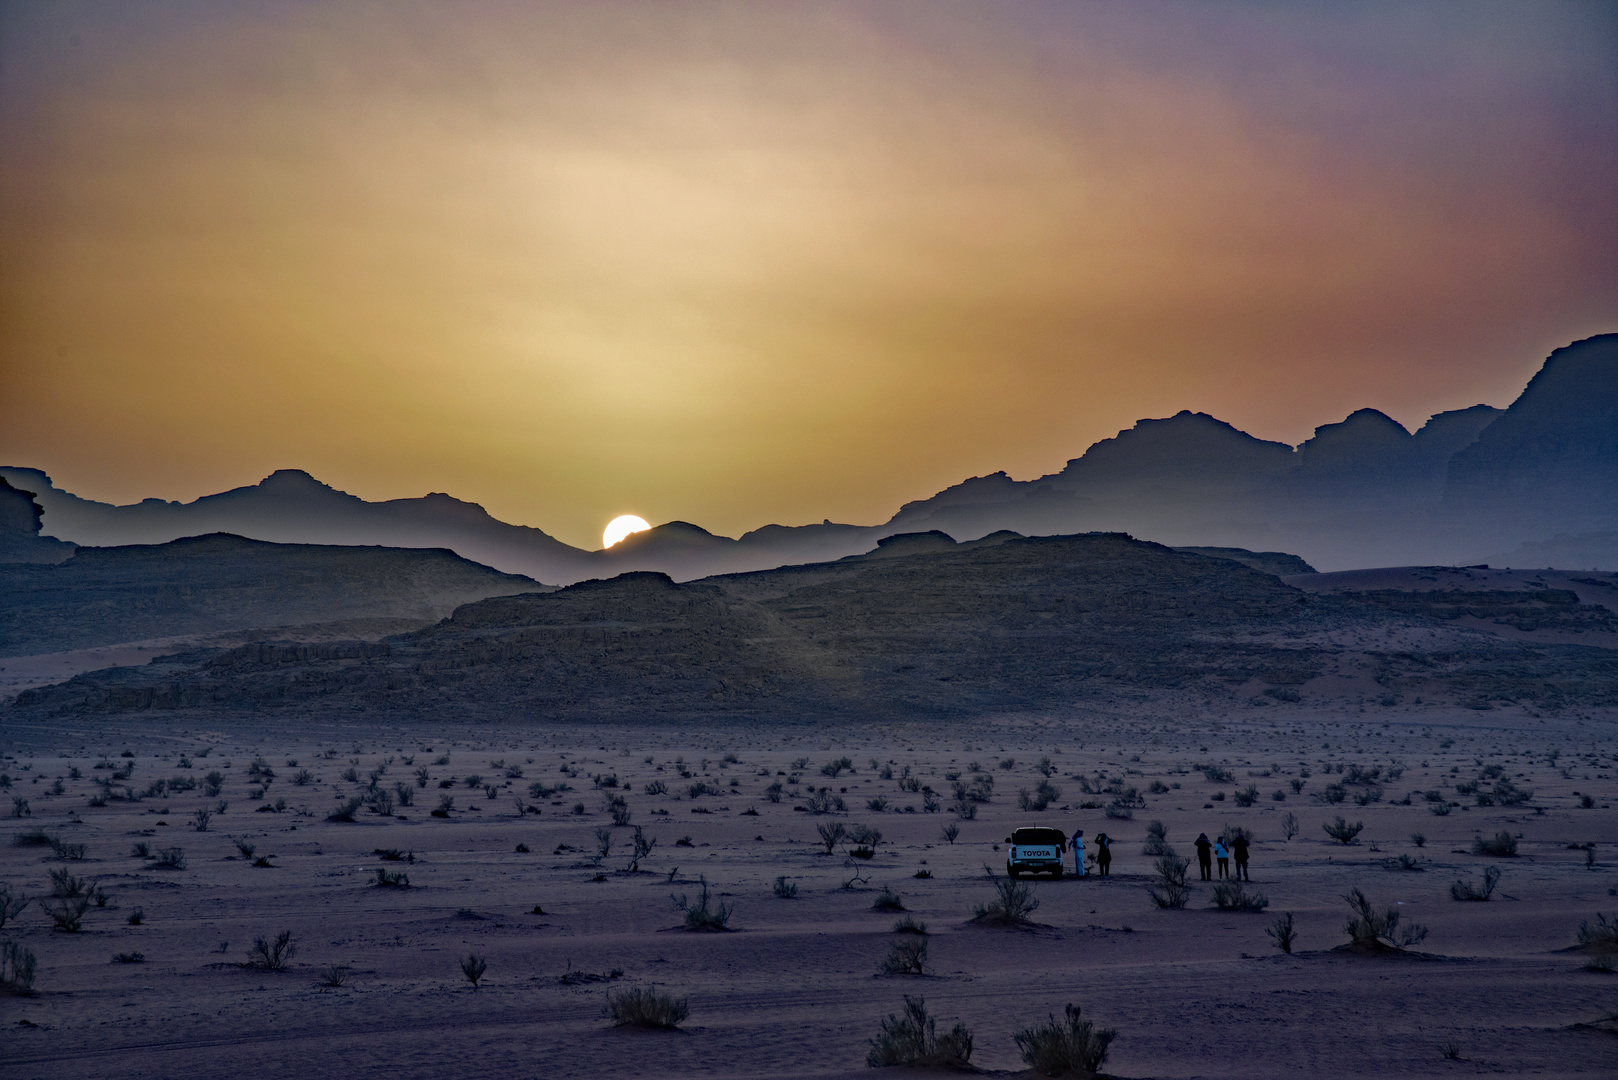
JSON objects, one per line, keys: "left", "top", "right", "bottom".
{"left": 3, "top": 2, "right": 1614, "bottom": 548}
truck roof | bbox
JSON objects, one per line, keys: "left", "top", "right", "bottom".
{"left": 1010, "top": 827, "right": 1067, "bottom": 845}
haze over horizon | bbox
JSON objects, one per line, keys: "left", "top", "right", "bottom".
{"left": 3, "top": 2, "right": 1615, "bottom": 549}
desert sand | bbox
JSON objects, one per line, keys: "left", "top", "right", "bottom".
{"left": 3, "top": 706, "right": 1615, "bottom": 1078}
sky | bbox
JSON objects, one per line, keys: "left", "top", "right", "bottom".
{"left": 2, "top": 2, "right": 1615, "bottom": 549}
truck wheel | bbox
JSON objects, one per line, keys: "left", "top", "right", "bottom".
{"left": 1007, "top": 866, "right": 1020, "bottom": 878}
{"left": 1052, "top": 867, "right": 1064, "bottom": 880}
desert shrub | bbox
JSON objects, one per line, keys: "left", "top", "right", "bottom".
{"left": 1342, "top": 887, "right": 1427, "bottom": 950}
{"left": 1014, "top": 1003, "right": 1116, "bottom": 1077}
{"left": 459, "top": 952, "right": 487, "bottom": 987}
{"left": 1266, "top": 912, "right": 1297, "bottom": 954}
{"left": 671, "top": 875, "right": 732, "bottom": 930}
{"left": 607, "top": 986, "right": 688, "bottom": 1029}
{"left": 1211, "top": 881, "right": 1269, "bottom": 912}
{"left": 5, "top": 797, "right": 21, "bottom": 818}
{"left": 643, "top": 779, "right": 668, "bottom": 796}
{"left": 1319, "top": 783, "right": 1347, "bottom": 804}
{"left": 248, "top": 931, "right": 297, "bottom": 970}
{"left": 43, "top": 893, "right": 90, "bottom": 932}
{"left": 202, "top": 771, "right": 224, "bottom": 797}
{"left": 1142, "top": 819, "right": 1170, "bottom": 856}
{"left": 327, "top": 797, "right": 363, "bottom": 822}
{"left": 192, "top": 808, "right": 212, "bottom": 832}
{"left": 893, "top": 914, "right": 928, "bottom": 935}
{"left": 881, "top": 937, "right": 928, "bottom": 975}
{"left": 1386, "top": 853, "right": 1423, "bottom": 872}
{"left": 806, "top": 788, "right": 845, "bottom": 814}
{"left": 625, "top": 826, "right": 657, "bottom": 872}
{"left": 952, "top": 799, "right": 978, "bottom": 820}
{"left": 942, "top": 823, "right": 960, "bottom": 844}
{"left": 374, "top": 868, "right": 410, "bottom": 887}
{"left": 49, "top": 838, "right": 86, "bottom": 861}
{"left": 0, "top": 885, "right": 27, "bottom": 930}
{"left": 1450, "top": 867, "right": 1500, "bottom": 901}
{"left": 154, "top": 847, "right": 187, "bottom": 869}
{"left": 1146, "top": 854, "right": 1191, "bottom": 910}
{"left": 393, "top": 781, "right": 415, "bottom": 807}
{"left": 1323, "top": 817, "right": 1364, "bottom": 845}
{"left": 1411, "top": 832, "right": 1426, "bottom": 848}
{"left": 14, "top": 827, "right": 53, "bottom": 847}
{"left": 1280, "top": 812, "right": 1300, "bottom": 841}
{"left": 1234, "top": 785, "right": 1260, "bottom": 807}
{"left": 432, "top": 795, "right": 455, "bottom": 818}
{"left": 873, "top": 888, "right": 906, "bottom": 912}
{"left": 112, "top": 951, "right": 144, "bottom": 964}
{"left": 821, "top": 757, "right": 853, "bottom": 778}
{"left": 867, "top": 996, "right": 973, "bottom": 1068}
{"left": 319, "top": 964, "right": 350, "bottom": 987}
{"left": 762, "top": 781, "right": 783, "bottom": 803}
{"left": 1579, "top": 913, "right": 1618, "bottom": 971}
{"left": 850, "top": 824, "right": 883, "bottom": 849}
{"left": 291, "top": 769, "right": 313, "bottom": 787}
{"left": 773, "top": 876, "right": 798, "bottom": 899}
{"left": 1473, "top": 831, "right": 1518, "bottom": 857}
{"left": 817, "top": 822, "right": 847, "bottom": 854}
{"left": 1353, "top": 785, "right": 1384, "bottom": 807}
{"left": 868, "top": 796, "right": 890, "bottom": 812}
{"left": 1202, "top": 765, "right": 1233, "bottom": 783}
{"left": 234, "top": 838, "right": 256, "bottom": 859}
{"left": 127, "top": 907, "right": 144, "bottom": 925}
{"left": 0, "top": 940, "right": 37, "bottom": 994}
{"left": 971, "top": 870, "right": 1039, "bottom": 926}
{"left": 463, "top": 773, "right": 485, "bottom": 789}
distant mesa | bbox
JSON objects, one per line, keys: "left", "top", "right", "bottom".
{"left": 4, "top": 332, "right": 1616, "bottom": 576}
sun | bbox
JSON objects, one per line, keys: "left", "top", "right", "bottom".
{"left": 603, "top": 514, "right": 652, "bottom": 549}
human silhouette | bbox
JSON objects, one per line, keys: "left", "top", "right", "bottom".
{"left": 1232, "top": 834, "right": 1250, "bottom": 881}
{"left": 1194, "top": 832, "right": 1213, "bottom": 881}
{"left": 1070, "top": 829, "right": 1087, "bottom": 877}
{"left": 1094, "top": 832, "right": 1112, "bottom": 877}
{"left": 1213, "top": 836, "right": 1230, "bottom": 879}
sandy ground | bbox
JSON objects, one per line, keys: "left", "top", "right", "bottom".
{"left": 2, "top": 707, "right": 1616, "bottom": 1079}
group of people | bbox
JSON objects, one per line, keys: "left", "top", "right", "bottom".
{"left": 1061, "top": 828, "right": 1250, "bottom": 880}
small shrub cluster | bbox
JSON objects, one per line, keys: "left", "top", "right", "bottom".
{"left": 1211, "top": 881, "right": 1269, "bottom": 912}
{"left": 867, "top": 996, "right": 973, "bottom": 1068}
{"left": 1013, "top": 1003, "right": 1116, "bottom": 1077}
{"left": 971, "top": 871, "right": 1039, "bottom": 926}
{"left": 607, "top": 987, "right": 688, "bottom": 1028}
{"left": 671, "top": 876, "right": 732, "bottom": 931}
{"left": 1450, "top": 867, "right": 1500, "bottom": 901}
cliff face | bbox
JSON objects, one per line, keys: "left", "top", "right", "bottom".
{"left": 1445, "top": 334, "right": 1618, "bottom": 535}
{"left": 0, "top": 476, "right": 75, "bottom": 565}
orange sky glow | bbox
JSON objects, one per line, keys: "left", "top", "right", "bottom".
{"left": 2, "top": 2, "right": 1614, "bottom": 548}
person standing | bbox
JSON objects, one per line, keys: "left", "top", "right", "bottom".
{"left": 1232, "top": 833, "right": 1250, "bottom": 881}
{"left": 1094, "top": 833, "right": 1112, "bottom": 878}
{"left": 1070, "top": 829, "right": 1087, "bottom": 877}
{"left": 1194, "top": 832, "right": 1213, "bottom": 881}
{"left": 1213, "top": 836, "right": 1231, "bottom": 879}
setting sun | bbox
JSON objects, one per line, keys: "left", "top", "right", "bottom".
{"left": 602, "top": 514, "right": 652, "bottom": 549}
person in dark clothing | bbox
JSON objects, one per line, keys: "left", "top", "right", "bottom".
{"left": 1232, "top": 834, "right": 1250, "bottom": 881}
{"left": 1194, "top": 832, "right": 1213, "bottom": 881}
{"left": 1094, "top": 833, "right": 1112, "bottom": 878}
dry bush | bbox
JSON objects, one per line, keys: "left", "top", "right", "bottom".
{"left": 881, "top": 937, "right": 928, "bottom": 975}
{"left": 1013, "top": 1003, "right": 1116, "bottom": 1077}
{"left": 1146, "top": 854, "right": 1191, "bottom": 910}
{"left": 893, "top": 915, "right": 929, "bottom": 935}
{"left": 1473, "top": 831, "right": 1518, "bottom": 857}
{"left": 0, "top": 940, "right": 36, "bottom": 994}
{"left": 671, "top": 875, "right": 732, "bottom": 930}
{"left": 247, "top": 930, "right": 297, "bottom": 971}
{"left": 1450, "top": 867, "right": 1500, "bottom": 901}
{"left": 373, "top": 868, "right": 409, "bottom": 887}
{"left": 192, "top": 808, "right": 211, "bottom": 832}
{"left": 971, "top": 869, "right": 1039, "bottom": 926}
{"left": 1577, "top": 912, "right": 1618, "bottom": 969}
{"left": 43, "top": 893, "right": 90, "bottom": 932}
{"left": 49, "top": 837, "right": 86, "bottom": 861}
{"left": 873, "top": 888, "right": 906, "bottom": 912}
{"left": 1266, "top": 912, "right": 1297, "bottom": 954}
{"left": 1342, "top": 887, "right": 1427, "bottom": 950}
{"left": 1211, "top": 881, "right": 1269, "bottom": 912}
{"left": 1323, "top": 816, "right": 1364, "bottom": 845}
{"left": 13, "top": 827, "right": 53, "bottom": 847}
{"left": 606, "top": 987, "right": 688, "bottom": 1029}
{"left": 773, "top": 876, "right": 798, "bottom": 898}
{"left": 460, "top": 953, "right": 487, "bottom": 987}
{"left": 624, "top": 826, "right": 657, "bottom": 872}
{"left": 867, "top": 996, "right": 973, "bottom": 1068}
{"left": 327, "top": 797, "right": 363, "bottom": 822}
{"left": 319, "top": 964, "right": 350, "bottom": 987}
{"left": 1142, "top": 820, "right": 1170, "bottom": 856}
{"left": 154, "top": 846, "right": 187, "bottom": 869}
{"left": 817, "top": 822, "right": 847, "bottom": 854}
{"left": 0, "top": 885, "right": 27, "bottom": 930}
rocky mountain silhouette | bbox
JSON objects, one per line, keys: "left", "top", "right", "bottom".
{"left": 6, "top": 333, "right": 1615, "bottom": 577}
{"left": 0, "top": 533, "right": 542, "bottom": 657}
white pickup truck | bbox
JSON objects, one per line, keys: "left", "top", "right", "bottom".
{"left": 1005, "top": 826, "right": 1068, "bottom": 879}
